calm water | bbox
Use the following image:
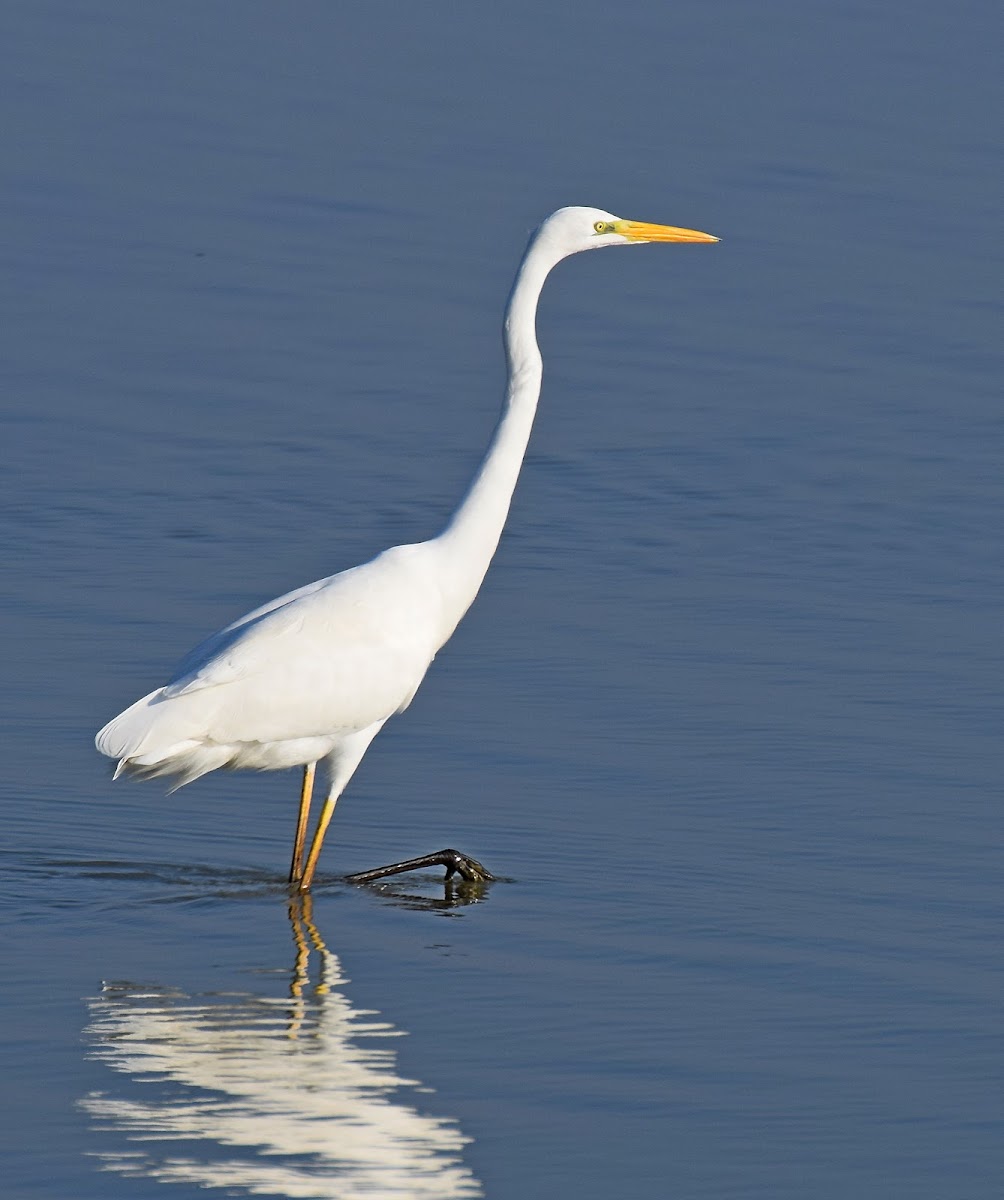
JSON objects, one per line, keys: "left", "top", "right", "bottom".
{"left": 3, "top": 2, "right": 1003, "bottom": 1197}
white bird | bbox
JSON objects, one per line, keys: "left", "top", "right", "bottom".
{"left": 96, "top": 206, "right": 718, "bottom": 892}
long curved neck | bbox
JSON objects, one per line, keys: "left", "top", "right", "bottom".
{"left": 430, "top": 234, "right": 559, "bottom": 641}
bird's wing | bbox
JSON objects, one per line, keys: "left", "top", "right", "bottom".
{"left": 157, "top": 544, "right": 444, "bottom": 743}
{"left": 164, "top": 576, "right": 331, "bottom": 690}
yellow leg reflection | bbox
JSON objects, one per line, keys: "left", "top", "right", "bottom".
{"left": 286, "top": 892, "right": 331, "bottom": 1036}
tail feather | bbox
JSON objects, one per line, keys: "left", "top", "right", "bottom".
{"left": 113, "top": 743, "right": 233, "bottom": 791}
{"left": 96, "top": 687, "right": 229, "bottom": 790}
{"left": 97, "top": 687, "right": 213, "bottom": 758}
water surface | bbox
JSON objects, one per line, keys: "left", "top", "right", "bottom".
{"left": 2, "top": 2, "right": 1002, "bottom": 1197}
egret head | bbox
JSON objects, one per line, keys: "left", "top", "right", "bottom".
{"left": 535, "top": 206, "right": 718, "bottom": 261}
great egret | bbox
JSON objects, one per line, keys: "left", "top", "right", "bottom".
{"left": 96, "top": 206, "right": 718, "bottom": 891}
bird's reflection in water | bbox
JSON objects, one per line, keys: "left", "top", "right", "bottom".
{"left": 355, "top": 872, "right": 494, "bottom": 914}
{"left": 80, "top": 895, "right": 483, "bottom": 1198}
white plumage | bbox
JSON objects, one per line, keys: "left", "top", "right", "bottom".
{"left": 98, "top": 543, "right": 446, "bottom": 784}
{"left": 96, "top": 206, "right": 718, "bottom": 890}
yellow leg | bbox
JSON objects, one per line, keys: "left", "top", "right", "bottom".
{"left": 299, "top": 795, "right": 337, "bottom": 893}
{"left": 288, "top": 762, "right": 316, "bottom": 886}
{"left": 293, "top": 721, "right": 386, "bottom": 892}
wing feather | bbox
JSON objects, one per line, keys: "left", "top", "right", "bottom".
{"left": 142, "top": 543, "right": 444, "bottom": 746}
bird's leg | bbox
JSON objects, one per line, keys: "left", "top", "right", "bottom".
{"left": 298, "top": 795, "right": 338, "bottom": 893}
{"left": 346, "top": 849, "right": 495, "bottom": 885}
{"left": 288, "top": 761, "right": 316, "bottom": 886}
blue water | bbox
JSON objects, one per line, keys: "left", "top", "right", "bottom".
{"left": 2, "top": 2, "right": 1002, "bottom": 1197}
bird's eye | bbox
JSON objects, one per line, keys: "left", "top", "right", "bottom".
{"left": 593, "top": 221, "right": 607, "bottom": 233}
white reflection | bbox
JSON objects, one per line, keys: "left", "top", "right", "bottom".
{"left": 81, "top": 898, "right": 483, "bottom": 1199}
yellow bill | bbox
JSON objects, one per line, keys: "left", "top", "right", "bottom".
{"left": 616, "top": 219, "right": 719, "bottom": 244}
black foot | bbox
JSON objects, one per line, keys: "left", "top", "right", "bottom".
{"left": 346, "top": 848, "right": 496, "bottom": 885}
